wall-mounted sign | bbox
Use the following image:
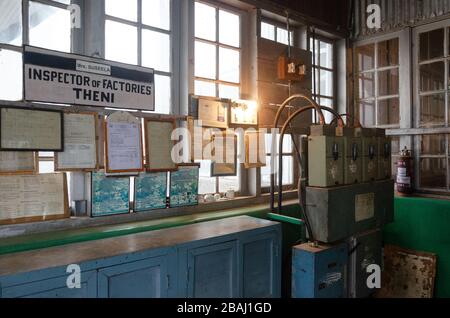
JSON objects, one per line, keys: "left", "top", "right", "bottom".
{"left": 24, "top": 46, "right": 155, "bottom": 111}
{"left": 189, "top": 95, "right": 229, "bottom": 129}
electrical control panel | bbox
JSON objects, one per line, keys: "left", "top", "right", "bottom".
{"left": 292, "top": 242, "right": 348, "bottom": 298}
{"left": 358, "top": 128, "right": 379, "bottom": 183}
{"left": 377, "top": 135, "right": 392, "bottom": 180}
{"left": 338, "top": 127, "right": 363, "bottom": 184}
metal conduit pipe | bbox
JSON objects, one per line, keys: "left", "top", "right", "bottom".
{"left": 270, "top": 94, "right": 326, "bottom": 212}
{"left": 276, "top": 106, "right": 344, "bottom": 242}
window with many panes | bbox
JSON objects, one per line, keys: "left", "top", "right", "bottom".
{"left": 356, "top": 38, "right": 400, "bottom": 128}
{"left": 261, "top": 134, "right": 295, "bottom": 192}
{"left": 0, "top": 0, "right": 73, "bottom": 174}
{"left": 105, "top": 0, "right": 172, "bottom": 114}
{"left": 416, "top": 25, "right": 450, "bottom": 192}
{"left": 194, "top": 1, "right": 241, "bottom": 194}
{"left": 260, "top": 21, "right": 293, "bottom": 46}
{"left": 310, "top": 36, "right": 335, "bottom": 123}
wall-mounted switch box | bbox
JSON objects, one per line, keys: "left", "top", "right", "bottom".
{"left": 308, "top": 125, "right": 344, "bottom": 187}
{"left": 359, "top": 129, "right": 378, "bottom": 182}
{"left": 377, "top": 135, "right": 392, "bottom": 180}
{"left": 337, "top": 128, "right": 363, "bottom": 185}
{"left": 292, "top": 242, "right": 348, "bottom": 298}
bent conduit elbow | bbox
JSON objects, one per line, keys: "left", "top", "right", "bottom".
{"left": 276, "top": 105, "right": 345, "bottom": 215}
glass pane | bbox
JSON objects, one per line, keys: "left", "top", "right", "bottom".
{"left": 261, "top": 156, "right": 294, "bottom": 187}
{"left": 218, "top": 84, "right": 239, "bottom": 99}
{"left": 359, "top": 100, "right": 375, "bottom": 127}
{"left": 319, "top": 70, "right": 333, "bottom": 97}
{"left": 0, "top": 49, "right": 22, "bottom": 101}
{"left": 219, "top": 10, "right": 239, "bottom": 47}
{"left": 358, "top": 72, "right": 374, "bottom": 99}
{"left": 105, "top": 0, "right": 137, "bottom": 22}
{"left": 0, "top": 0, "right": 22, "bottom": 45}
{"left": 420, "top": 94, "right": 445, "bottom": 127}
{"left": 378, "top": 68, "right": 399, "bottom": 96}
{"left": 39, "top": 161, "right": 55, "bottom": 174}
{"left": 195, "top": 2, "right": 216, "bottom": 41}
{"left": 419, "top": 28, "right": 444, "bottom": 61}
{"left": 195, "top": 41, "right": 216, "bottom": 79}
{"left": 420, "top": 61, "right": 445, "bottom": 92}
{"left": 391, "top": 136, "right": 400, "bottom": 155}
{"left": 197, "top": 160, "right": 216, "bottom": 194}
{"left": 310, "top": 38, "right": 319, "bottom": 66}
{"left": 195, "top": 80, "right": 216, "bottom": 97}
{"left": 52, "top": 0, "right": 70, "bottom": 4}
{"left": 105, "top": 20, "right": 137, "bottom": 65}
{"left": 420, "top": 135, "right": 446, "bottom": 155}
{"left": 320, "top": 98, "right": 334, "bottom": 124}
{"left": 261, "top": 22, "right": 275, "bottom": 41}
{"left": 154, "top": 74, "right": 171, "bottom": 114}
{"left": 219, "top": 47, "right": 239, "bottom": 83}
{"left": 142, "top": 29, "right": 170, "bottom": 72}
{"left": 378, "top": 38, "right": 399, "bottom": 67}
{"left": 377, "top": 98, "right": 399, "bottom": 126}
{"left": 277, "top": 28, "right": 289, "bottom": 45}
{"left": 356, "top": 44, "right": 375, "bottom": 71}
{"left": 264, "top": 134, "right": 292, "bottom": 154}
{"left": 142, "top": 0, "right": 170, "bottom": 30}
{"left": 319, "top": 41, "right": 333, "bottom": 69}
{"left": 29, "top": 1, "right": 71, "bottom": 52}
{"left": 420, "top": 158, "right": 446, "bottom": 189}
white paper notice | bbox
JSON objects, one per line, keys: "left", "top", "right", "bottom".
{"left": 57, "top": 113, "right": 97, "bottom": 170}
{"left": 0, "top": 173, "right": 67, "bottom": 223}
{"left": 0, "top": 151, "right": 35, "bottom": 173}
{"left": 107, "top": 121, "right": 142, "bottom": 171}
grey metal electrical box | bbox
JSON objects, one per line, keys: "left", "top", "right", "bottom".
{"left": 360, "top": 129, "right": 379, "bottom": 182}
{"left": 347, "top": 229, "right": 382, "bottom": 298}
{"left": 308, "top": 125, "right": 344, "bottom": 187}
{"left": 338, "top": 128, "right": 363, "bottom": 185}
{"left": 305, "top": 179, "right": 394, "bottom": 243}
{"left": 377, "top": 136, "right": 392, "bottom": 180}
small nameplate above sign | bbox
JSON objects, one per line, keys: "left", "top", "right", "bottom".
{"left": 24, "top": 46, "right": 155, "bottom": 111}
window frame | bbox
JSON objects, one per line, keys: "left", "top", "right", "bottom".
{"left": 309, "top": 34, "right": 337, "bottom": 118}
{"left": 413, "top": 20, "right": 450, "bottom": 193}
{"left": 193, "top": 0, "right": 242, "bottom": 99}
{"left": 354, "top": 35, "right": 400, "bottom": 129}
{"left": 104, "top": 0, "right": 174, "bottom": 114}
{"left": 259, "top": 18, "right": 294, "bottom": 46}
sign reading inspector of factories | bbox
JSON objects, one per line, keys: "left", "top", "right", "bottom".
{"left": 23, "top": 46, "right": 154, "bottom": 111}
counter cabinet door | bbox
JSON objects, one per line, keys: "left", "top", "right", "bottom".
{"left": 186, "top": 241, "right": 238, "bottom": 298}
{"left": 240, "top": 231, "right": 281, "bottom": 298}
{"left": 0, "top": 270, "right": 97, "bottom": 298}
{"left": 98, "top": 255, "right": 170, "bottom": 298}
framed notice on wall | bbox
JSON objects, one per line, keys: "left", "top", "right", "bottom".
{"left": 134, "top": 172, "right": 168, "bottom": 212}
{"left": 0, "top": 151, "right": 37, "bottom": 175}
{"left": 0, "top": 173, "right": 69, "bottom": 225}
{"left": 91, "top": 171, "right": 130, "bottom": 217}
{"left": 105, "top": 111, "right": 144, "bottom": 173}
{"left": 211, "top": 132, "right": 237, "bottom": 177}
{"left": 23, "top": 46, "right": 155, "bottom": 111}
{"left": 145, "top": 118, "right": 178, "bottom": 172}
{"left": 244, "top": 130, "right": 266, "bottom": 168}
{"left": 0, "top": 107, "right": 63, "bottom": 151}
{"left": 169, "top": 164, "right": 199, "bottom": 208}
{"left": 190, "top": 96, "right": 229, "bottom": 129}
{"left": 55, "top": 112, "right": 98, "bottom": 171}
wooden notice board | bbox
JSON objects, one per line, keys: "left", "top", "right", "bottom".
{"left": 0, "top": 151, "right": 38, "bottom": 175}
{"left": 0, "top": 107, "right": 63, "bottom": 151}
{"left": 105, "top": 111, "right": 144, "bottom": 174}
{"left": 55, "top": 112, "right": 98, "bottom": 171}
{"left": 0, "top": 173, "right": 69, "bottom": 225}
{"left": 144, "top": 118, "right": 178, "bottom": 172}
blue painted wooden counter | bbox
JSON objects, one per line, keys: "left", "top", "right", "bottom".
{"left": 0, "top": 216, "right": 281, "bottom": 298}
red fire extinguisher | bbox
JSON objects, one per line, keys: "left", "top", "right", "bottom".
{"left": 396, "top": 147, "right": 414, "bottom": 195}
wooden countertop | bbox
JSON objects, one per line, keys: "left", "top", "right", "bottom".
{"left": 0, "top": 216, "right": 279, "bottom": 277}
